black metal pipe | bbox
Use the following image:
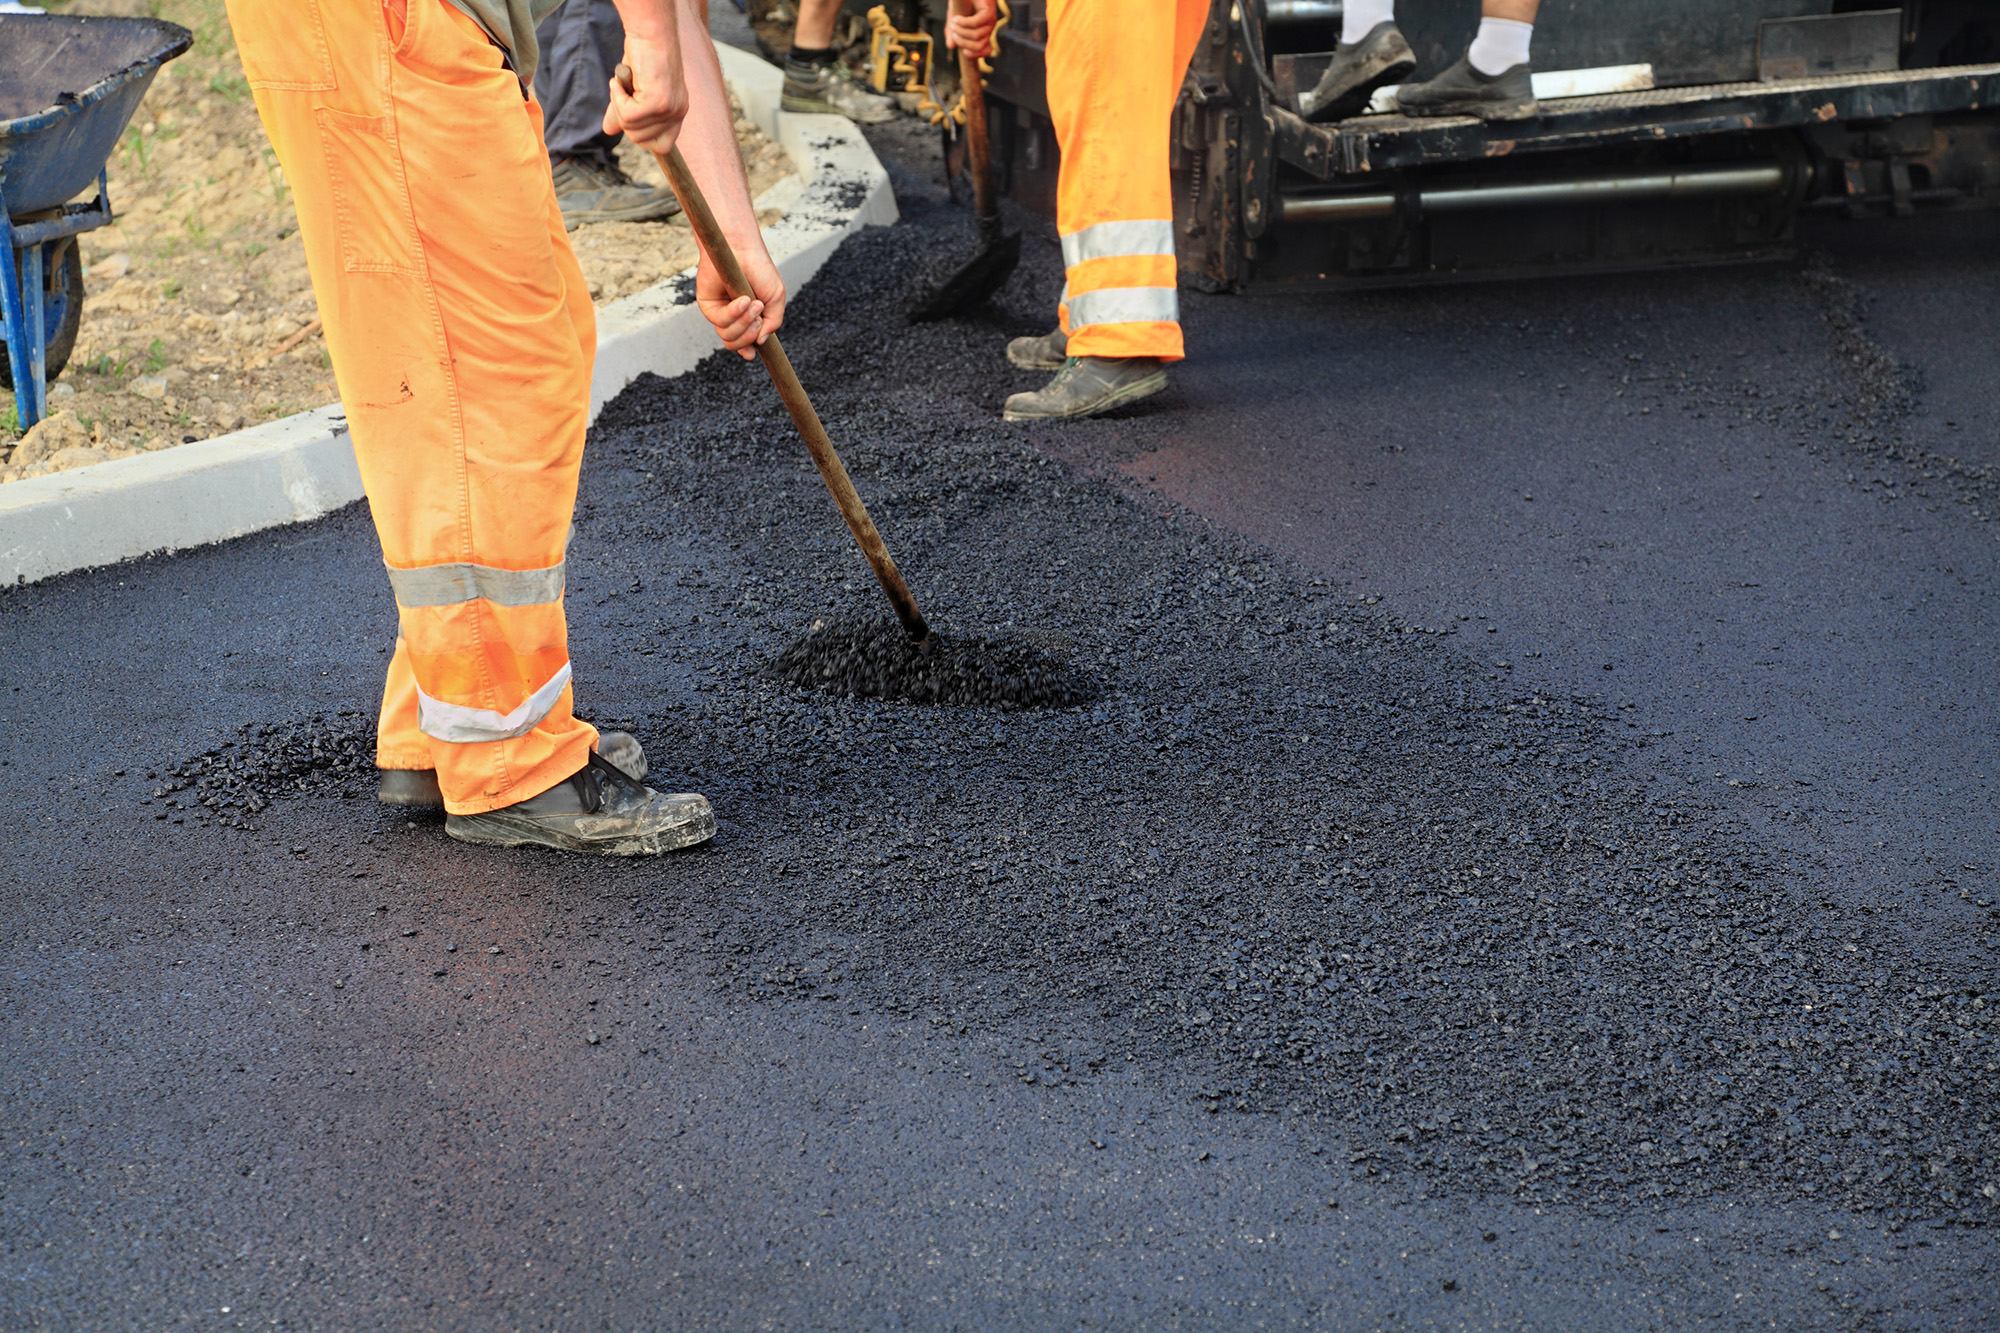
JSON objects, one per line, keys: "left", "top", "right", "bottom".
{"left": 1278, "top": 161, "right": 1790, "bottom": 224}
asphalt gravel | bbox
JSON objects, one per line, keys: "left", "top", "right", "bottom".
{"left": 3, "top": 103, "right": 1997, "bottom": 1330}
{"left": 765, "top": 615, "right": 1093, "bottom": 706}
{"left": 109, "top": 211, "right": 2000, "bottom": 1219}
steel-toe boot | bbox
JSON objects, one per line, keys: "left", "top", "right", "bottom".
{"left": 445, "top": 752, "right": 715, "bottom": 857}
{"left": 1002, "top": 356, "right": 1168, "bottom": 422}
{"left": 550, "top": 156, "right": 682, "bottom": 230}
{"left": 1297, "top": 21, "right": 1416, "bottom": 122}
{"left": 1395, "top": 54, "right": 1537, "bottom": 122}
{"left": 1006, "top": 328, "right": 1068, "bottom": 371}
{"left": 781, "top": 59, "right": 897, "bottom": 123}
{"left": 378, "top": 731, "right": 646, "bottom": 807}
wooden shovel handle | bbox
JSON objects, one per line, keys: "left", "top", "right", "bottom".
{"left": 951, "top": 0, "right": 998, "bottom": 224}
{"left": 614, "top": 64, "right": 930, "bottom": 642}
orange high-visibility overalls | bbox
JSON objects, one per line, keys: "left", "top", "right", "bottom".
{"left": 1045, "top": 0, "right": 1209, "bottom": 361}
{"left": 226, "top": 0, "right": 598, "bottom": 815}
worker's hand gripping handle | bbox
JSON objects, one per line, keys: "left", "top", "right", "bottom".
{"left": 952, "top": 0, "right": 999, "bottom": 230}
{"left": 612, "top": 64, "right": 931, "bottom": 644}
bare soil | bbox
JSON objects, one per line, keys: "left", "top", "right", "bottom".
{"left": 2, "top": 0, "right": 792, "bottom": 482}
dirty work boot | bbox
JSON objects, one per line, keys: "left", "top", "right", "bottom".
{"left": 1395, "top": 54, "right": 1537, "bottom": 122}
{"left": 1002, "top": 356, "right": 1168, "bottom": 422}
{"left": 377, "top": 731, "right": 647, "bottom": 807}
{"left": 1006, "top": 328, "right": 1068, "bottom": 371}
{"left": 445, "top": 752, "right": 714, "bottom": 856}
{"left": 550, "top": 156, "right": 683, "bottom": 231}
{"left": 781, "top": 57, "right": 897, "bottom": 123}
{"left": 1297, "top": 21, "right": 1416, "bottom": 122}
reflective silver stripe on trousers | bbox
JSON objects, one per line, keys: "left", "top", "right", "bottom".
{"left": 1059, "top": 218, "right": 1177, "bottom": 269}
{"left": 1065, "top": 285, "right": 1179, "bottom": 330}
{"left": 385, "top": 559, "right": 566, "bottom": 608}
{"left": 415, "top": 662, "right": 573, "bottom": 744}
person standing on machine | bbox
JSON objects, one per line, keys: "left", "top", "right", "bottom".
{"left": 1297, "top": 0, "right": 1541, "bottom": 124}
{"left": 225, "top": 0, "right": 785, "bottom": 855}
{"left": 997, "top": 0, "right": 1210, "bottom": 422}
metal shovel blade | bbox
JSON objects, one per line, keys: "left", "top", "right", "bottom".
{"left": 904, "top": 218, "right": 1023, "bottom": 323}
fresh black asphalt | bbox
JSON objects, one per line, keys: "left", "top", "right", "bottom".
{"left": 2, "top": 108, "right": 1996, "bottom": 1330}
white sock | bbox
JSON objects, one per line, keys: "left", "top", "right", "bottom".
{"left": 1467, "top": 16, "right": 1533, "bottom": 75}
{"left": 1342, "top": 0, "right": 1396, "bottom": 46}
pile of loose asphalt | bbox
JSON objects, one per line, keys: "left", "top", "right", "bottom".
{"left": 145, "top": 217, "right": 1997, "bottom": 1230}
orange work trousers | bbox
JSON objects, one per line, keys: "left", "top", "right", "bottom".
{"left": 1045, "top": 0, "right": 1208, "bottom": 361}
{"left": 227, "top": 0, "right": 598, "bottom": 814}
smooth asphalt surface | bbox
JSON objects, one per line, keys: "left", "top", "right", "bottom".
{"left": 5, "top": 52, "right": 1998, "bottom": 1333}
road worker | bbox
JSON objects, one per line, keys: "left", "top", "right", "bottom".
{"left": 992, "top": 0, "right": 1209, "bottom": 422}
{"left": 1297, "top": 0, "right": 1542, "bottom": 124}
{"left": 224, "top": 0, "right": 784, "bottom": 855}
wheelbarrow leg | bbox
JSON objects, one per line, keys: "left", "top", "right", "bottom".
{"left": 0, "top": 201, "right": 41, "bottom": 434}
{"left": 18, "top": 243, "right": 48, "bottom": 431}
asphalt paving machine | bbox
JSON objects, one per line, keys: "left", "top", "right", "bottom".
{"left": 949, "top": 0, "right": 2000, "bottom": 288}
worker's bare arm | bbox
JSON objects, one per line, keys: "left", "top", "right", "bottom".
{"left": 666, "top": 0, "right": 786, "bottom": 357}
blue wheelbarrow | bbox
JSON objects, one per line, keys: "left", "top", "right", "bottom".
{"left": 0, "top": 12, "right": 190, "bottom": 432}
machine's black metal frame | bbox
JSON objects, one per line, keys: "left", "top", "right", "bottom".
{"left": 976, "top": 0, "right": 2000, "bottom": 290}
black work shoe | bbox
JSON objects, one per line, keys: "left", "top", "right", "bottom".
{"left": 781, "top": 60, "right": 896, "bottom": 123}
{"left": 551, "top": 156, "right": 683, "bottom": 231}
{"left": 1395, "top": 54, "right": 1537, "bottom": 121}
{"left": 1297, "top": 21, "right": 1416, "bottom": 122}
{"left": 377, "top": 731, "right": 647, "bottom": 808}
{"left": 445, "top": 752, "right": 714, "bottom": 857}
{"left": 1002, "top": 356, "right": 1168, "bottom": 422}
{"left": 1006, "top": 328, "right": 1068, "bottom": 371}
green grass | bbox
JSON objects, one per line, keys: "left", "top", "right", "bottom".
{"left": 206, "top": 72, "right": 252, "bottom": 102}
{"left": 142, "top": 339, "right": 169, "bottom": 373}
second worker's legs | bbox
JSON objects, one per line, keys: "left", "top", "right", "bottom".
{"left": 1002, "top": 0, "right": 1205, "bottom": 422}
{"left": 534, "top": 0, "right": 682, "bottom": 226}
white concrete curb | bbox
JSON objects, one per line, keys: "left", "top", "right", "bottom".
{"left": 1, "top": 44, "right": 897, "bottom": 587}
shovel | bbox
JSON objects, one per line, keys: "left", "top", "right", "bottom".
{"left": 902, "top": 0, "right": 1021, "bottom": 322}
{"left": 615, "top": 64, "right": 931, "bottom": 643}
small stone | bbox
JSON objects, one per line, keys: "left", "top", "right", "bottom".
{"left": 1482, "top": 1231, "right": 1498, "bottom": 1242}
{"left": 48, "top": 382, "right": 75, "bottom": 399}
{"left": 486, "top": 945, "right": 502, "bottom": 954}
{"left": 586, "top": 1032, "right": 601, "bottom": 1045}
{"left": 444, "top": 942, "right": 457, "bottom": 953}
{"left": 1442, "top": 1279, "right": 1457, "bottom": 1291}
{"left": 129, "top": 374, "right": 169, "bottom": 400}
{"left": 401, "top": 928, "right": 417, "bottom": 937}
{"left": 47, "top": 446, "right": 111, "bottom": 473}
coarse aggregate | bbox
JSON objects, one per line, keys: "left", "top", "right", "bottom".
{"left": 135, "top": 217, "right": 1996, "bottom": 1229}
{"left": 765, "top": 614, "right": 1093, "bottom": 706}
